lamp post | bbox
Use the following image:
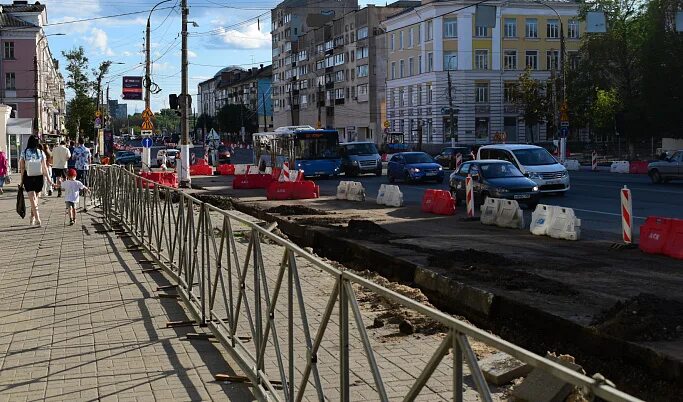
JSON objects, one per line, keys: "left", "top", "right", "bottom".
{"left": 146, "top": 0, "right": 173, "bottom": 112}
{"left": 446, "top": 55, "right": 457, "bottom": 147}
{"left": 34, "top": 33, "right": 64, "bottom": 137}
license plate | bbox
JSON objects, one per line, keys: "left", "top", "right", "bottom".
{"left": 514, "top": 194, "right": 530, "bottom": 199}
{"left": 426, "top": 172, "right": 436, "bottom": 176}
{"left": 546, "top": 179, "right": 561, "bottom": 185}
{"left": 315, "top": 171, "right": 325, "bottom": 175}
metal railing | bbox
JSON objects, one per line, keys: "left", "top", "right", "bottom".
{"left": 89, "top": 165, "right": 642, "bottom": 402}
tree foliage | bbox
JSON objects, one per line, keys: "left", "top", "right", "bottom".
{"left": 514, "top": 69, "right": 552, "bottom": 142}
{"left": 216, "top": 104, "right": 257, "bottom": 134}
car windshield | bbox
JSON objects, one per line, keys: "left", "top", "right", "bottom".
{"left": 296, "top": 137, "right": 339, "bottom": 160}
{"left": 343, "top": 143, "right": 378, "bottom": 155}
{"left": 403, "top": 153, "right": 434, "bottom": 164}
{"left": 512, "top": 148, "right": 557, "bottom": 166}
{"left": 480, "top": 163, "right": 524, "bottom": 178}
{"left": 167, "top": 150, "right": 179, "bottom": 155}
{"left": 117, "top": 152, "right": 133, "bottom": 157}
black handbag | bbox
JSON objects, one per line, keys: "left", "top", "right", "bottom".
{"left": 16, "top": 185, "right": 25, "bottom": 219}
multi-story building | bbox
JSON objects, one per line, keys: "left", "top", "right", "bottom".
{"left": 0, "top": 1, "right": 66, "bottom": 136}
{"left": 383, "top": 0, "right": 582, "bottom": 148}
{"left": 107, "top": 99, "right": 127, "bottom": 120}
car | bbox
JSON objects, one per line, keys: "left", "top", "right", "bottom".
{"left": 648, "top": 150, "right": 683, "bottom": 183}
{"left": 449, "top": 160, "right": 541, "bottom": 208}
{"left": 387, "top": 152, "right": 445, "bottom": 183}
{"left": 477, "top": 144, "right": 569, "bottom": 194}
{"left": 217, "top": 145, "right": 234, "bottom": 164}
{"left": 434, "top": 146, "right": 477, "bottom": 168}
{"left": 339, "top": 142, "right": 382, "bottom": 176}
{"left": 114, "top": 151, "right": 141, "bottom": 166}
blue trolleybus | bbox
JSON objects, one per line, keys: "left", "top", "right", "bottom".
{"left": 253, "top": 126, "right": 342, "bottom": 177}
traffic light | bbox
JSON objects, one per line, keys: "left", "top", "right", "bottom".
{"left": 169, "top": 94, "right": 178, "bottom": 110}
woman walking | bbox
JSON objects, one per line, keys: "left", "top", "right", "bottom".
{"left": 0, "top": 149, "right": 8, "bottom": 194}
{"left": 20, "top": 135, "right": 54, "bottom": 226}
{"left": 41, "top": 144, "right": 54, "bottom": 197}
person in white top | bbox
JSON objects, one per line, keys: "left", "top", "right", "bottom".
{"left": 51, "top": 141, "right": 71, "bottom": 197}
{"left": 58, "top": 168, "right": 89, "bottom": 225}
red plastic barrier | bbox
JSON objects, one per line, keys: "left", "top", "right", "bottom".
{"left": 271, "top": 167, "right": 282, "bottom": 180}
{"left": 195, "top": 158, "right": 208, "bottom": 166}
{"left": 629, "top": 161, "right": 649, "bottom": 174}
{"left": 160, "top": 172, "right": 178, "bottom": 188}
{"left": 217, "top": 164, "right": 235, "bottom": 176}
{"left": 232, "top": 174, "right": 273, "bottom": 189}
{"left": 266, "top": 181, "right": 295, "bottom": 200}
{"left": 432, "top": 190, "right": 456, "bottom": 216}
{"left": 190, "top": 164, "right": 213, "bottom": 176}
{"left": 639, "top": 217, "right": 674, "bottom": 255}
{"left": 421, "top": 189, "right": 437, "bottom": 213}
{"left": 663, "top": 219, "right": 683, "bottom": 260}
{"left": 292, "top": 181, "right": 319, "bottom": 199}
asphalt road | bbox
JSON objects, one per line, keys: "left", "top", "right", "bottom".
{"left": 232, "top": 148, "right": 683, "bottom": 238}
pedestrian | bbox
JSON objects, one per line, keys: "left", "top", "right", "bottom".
{"left": 57, "top": 168, "right": 88, "bottom": 226}
{"left": 67, "top": 140, "right": 76, "bottom": 170}
{"left": 20, "top": 135, "right": 55, "bottom": 226}
{"left": 41, "top": 144, "right": 53, "bottom": 196}
{"left": 71, "top": 137, "right": 92, "bottom": 186}
{"left": 51, "top": 140, "right": 71, "bottom": 197}
{"left": 0, "top": 148, "right": 9, "bottom": 194}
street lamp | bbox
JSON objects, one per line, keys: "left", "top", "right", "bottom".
{"left": 146, "top": 0, "right": 173, "bottom": 111}
{"left": 446, "top": 55, "right": 457, "bottom": 147}
{"left": 34, "top": 33, "right": 65, "bottom": 137}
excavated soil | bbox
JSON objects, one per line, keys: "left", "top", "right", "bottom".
{"left": 267, "top": 205, "right": 329, "bottom": 216}
{"left": 346, "top": 220, "right": 391, "bottom": 236}
{"left": 592, "top": 293, "right": 683, "bottom": 342}
{"left": 194, "top": 194, "right": 233, "bottom": 210}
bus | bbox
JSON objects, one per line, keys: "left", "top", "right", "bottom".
{"left": 253, "top": 126, "right": 342, "bottom": 177}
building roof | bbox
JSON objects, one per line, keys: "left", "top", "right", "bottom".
{"left": 1, "top": 2, "right": 46, "bottom": 13}
{"left": 0, "top": 12, "right": 36, "bottom": 27}
{"left": 213, "top": 66, "right": 245, "bottom": 78}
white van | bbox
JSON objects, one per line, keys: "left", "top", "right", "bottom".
{"left": 477, "top": 144, "right": 570, "bottom": 194}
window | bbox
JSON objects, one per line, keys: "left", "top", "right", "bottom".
{"left": 409, "top": 57, "right": 415, "bottom": 76}
{"left": 546, "top": 50, "right": 559, "bottom": 70}
{"left": 475, "top": 50, "right": 488, "bottom": 70}
{"left": 503, "top": 50, "right": 517, "bottom": 70}
{"left": 316, "top": 60, "right": 325, "bottom": 70}
{"left": 427, "top": 52, "right": 434, "bottom": 72}
{"left": 300, "top": 94, "right": 308, "bottom": 105}
{"left": 444, "top": 18, "right": 457, "bottom": 38}
{"left": 547, "top": 19, "right": 559, "bottom": 38}
{"left": 390, "top": 34, "right": 395, "bottom": 51}
{"left": 426, "top": 20, "right": 433, "bottom": 41}
{"left": 568, "top": 51, "right": 580, "bottom": 70}
{"left": 356, "top": 47, "right": 368, "bottom": 59}
{"left": 5, "top": 72, "right": 15, "bottom": 90}
{"left": 334, "top": 35, "right": 344, "bottom": 47}
{"left": 475, "top": 118, "right": 489, "bottom": 140}
{"left": 568, "top": 19, "right": 579, "bottom": 39}
{"left": 357, "top": 64, "right": 369, "bottom": 77}
{"left": 333, "top": 53, "right": 345, "bottom": 66}
{"left": 407, "top": 86, "right": 413, "bottom": 106}
{"left": 427, "top": 83, "right": 433, "bottom": 104}
{"left": 504, "top": 18, "right": 517, "bottom": 37}
{"left": 526, "top": 18, "right": 538, "bottom": 38}
{"left": 444, "top": 52, "right": 457, "bottom": 70}
{"left": 357, "top": 26, "right": 369, "bottom": 39}
{"left": 398, "top": 88, "right": 404, "bottom": 106}
{"left": 399, "top": 31, "right": 404, "bottom": 49}
{"left": 400, "top": 60, "right": 405, "bottom": 78}
{"left": 417, "top": 26, "right": 421, "bottom": 44}
{"left": 504, "top": 82, "right": 517, "bottom": 103}
{"left": 475, "top": 25, "right": 488, "bottom": 37}
{"left": 335, "top": 70, "right": 345, "bottom": 82}
{"left": 416, "top": 85, "right": 423, "bottom": 106}
{"left": 325, "top": 56, "right": 334, "bottom": 68}
{"left": 391, "top": 62, "right": 396, "bottom": 79}
{"left": 418, "top": 55, "right": 423, "bottom": 74}
{"left": 3, "top": 42, "right": 14, "bottom": 59}
{"left": 408, "top": 28, "right": 414, "bottom": 47}
{"left": 525, "top": 50, "right": 538, "bottom": 70}
{"left": 335, "top": 88, "right": 345, "bottom": 99}
{"left": 475, "top": 82, "right": 489, "bottom": 103}
{"left": 357, "top": 84, "right": 368, "bottom": 96}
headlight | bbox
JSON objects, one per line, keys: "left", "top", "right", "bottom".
{"left": 438, "top": 166, "right": 443, "bottom": 171}
{"left": 528, "top": 172, "right": 541, "bottom": 179}
{"left": 410, "top": 168, "right": 421, "bottom": 173}
{"left": 561, "top": 170, "right": 568, "bottom": 177}
{"left": 351, "top": 160, "right": 358, "bottom": 166}
{"left": 532, "top": 186, "right": 539, "bottom": 192}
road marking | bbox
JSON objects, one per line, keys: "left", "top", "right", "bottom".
{"left": 570, "top": 207, "right": 647, "bottom": 220}
{"left": 570, "top": 183, "right": 683, "bottom": 194}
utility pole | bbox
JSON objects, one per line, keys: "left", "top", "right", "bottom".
{"left": 33, "top": 52, "right": 39, "bottom": 137}
{"left": 317, "top": 83, "right": 322, "bottom": 128}
{"left": 179, "top": 0, "right": 191, "bottom": 187}
{"left": 446, "top": 59, "right": 456, "bottom": 147}
{"left": 417, "top": 120, "right": 423, "bottom": 151}
{"left": 262, "top": 92, "right": 268, "bottom": 131}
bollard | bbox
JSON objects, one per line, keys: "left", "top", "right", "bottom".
{"left": 466, "top": 174, "right": 474, "bottom": 218}
{"left": 455, "top": 153, "right": 463, "bottom": 171}
{"left": 621, "top": 185, "right": 632, "bottom": 243}
{"left": 591, "top": 151, "right": 598, "bottom": 171}
{"left": 279, "top": 161, "right": 291, "bottom": 182}
{"left": 470, "top": 150, "right": 476, "bottom": 161}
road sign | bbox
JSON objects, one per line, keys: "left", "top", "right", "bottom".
{"left": 141, "top": 107, "right": 153, "bottom": 119}
{"left": 383, "top": 120, "right": 390, "bottom": 128}
{"left": 141, "top": 137, "right": 153, "bottom": 148}
{"left": 94, "top": 117, "right": 101, "bottom": 129}
{"left": 141, "top": 130, "right": 153, "bottom": 136}
{"left": 560, "top": 127, "right": 569, "bottom": 138}
{"left": 122, "top": 76, "right": 143, "bottom": 100}
{"left": 141, "top": 120, "right": 154, "bottom": 131}
{"left": 560, "top": 100, "right": 569, "bottom": 123}
{"left": 95, "top": 110, "right": 102, "bottom": 118}
{"left": 384, "top": 127, "right": 390, "bottom": 134}
{"left": 560, "top": 121, "right": 569, "bottom": 127}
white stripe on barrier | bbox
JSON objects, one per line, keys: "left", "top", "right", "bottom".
{"left": 621, "top": 185, "right": 632, "bottom": 244}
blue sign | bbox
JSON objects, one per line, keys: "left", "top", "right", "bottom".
{"left": 141, "top": 137, "right": 153, "bottom": 148}
{"left": 559, "top": 127, "right": 569, "bottom": 139}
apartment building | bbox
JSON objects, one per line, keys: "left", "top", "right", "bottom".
{"left": 0, "top": 1, "right": 66, "bottom": 136}
{"left": 383, "top": 0, "right": 582, "bottom": 147}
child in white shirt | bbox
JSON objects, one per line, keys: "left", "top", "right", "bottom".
{"left": 58, "top": 168, "right": 89, "bottom": 225}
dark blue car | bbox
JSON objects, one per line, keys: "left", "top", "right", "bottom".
{"left": 387, "top": 152, "right": 445, "bottom": 183}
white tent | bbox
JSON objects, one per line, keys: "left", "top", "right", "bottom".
{"left": 7, "top": 118, "right": 33, "bottom": 171}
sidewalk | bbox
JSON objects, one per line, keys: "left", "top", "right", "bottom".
{"left": 0, "top": 188, "right": 254, "bottom": 401}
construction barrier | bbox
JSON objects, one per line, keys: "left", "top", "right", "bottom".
{"left": 610, "top": 161, "right": 630, "bottom": 173}
{"left": 336, "top": 181, "right": 365, "bottom": 201}
{"left": 291, "top": 181, "right": 319, "bottom": 199}
{"left": 377, "top": 184, "right": 404, "bottom": 207}
{"left": 480, "top": 197, "right": 500, "bottom": 226}
{"left": 465, "top": 175, "right": 474, "bottom": 218}
{"left": 234, "top": 164, "right": 254, "bottom": 175}
{"left": 266, "top": 180, "right": 318, "bottom": 200}
{"left": 496, "top": 199, "right": 525, "bottom": 229}
{"left": 194, "top": 158, "right": 208, "bottom": 166}
{"left": 421, "top": 189, "right": 437, "bottom": 212}
{"left": 190, "top": 164, "right": 213, "bottom": 176}
{"left": 591, "top": 151, "right": 598, "bottom": 171}
{"left": 621, "top": 186, "right": 633, "bottom": 244}
{"left": 138, "top": 171, "right": 179, "bottom": 189}
{"left": 530, "top": 205, "right": 554, "bottom": 236}
{"left": 455, "top": 153, "right": 463, "bottom": 171}
{"left": 546, "top": 206, "right": 581, "bottom": 241}
{"left": 628, "top": 161, "right": 649, "bottom": 174}
{"left": 639, "top": 217, "right": 675, "bottom": 255}
{"left": 563, "top": 159, "right": 580, "bottom": 171}
{"left": 663, "top": 219, "right": 683, "bottom": 260}
{"left": 431, "top": 190, "right": 456, "bottom": 215}
{"left": 232, "top": 174, "right": 273, "bottom": 189}
{"left": 216, "top": 164, "right": 235, "bottom": 176}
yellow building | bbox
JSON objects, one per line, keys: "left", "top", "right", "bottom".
{"left": 382, "top": 0, "right": 582, "bottom": 147}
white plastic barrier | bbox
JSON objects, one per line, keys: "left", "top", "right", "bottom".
{"left": 563, "top": 159, "right": 580, "bottom": 171}
{"left": 610, "top": 161, "right": 630, "bottom": 174}
{"left": 496, "top": 199, "right": 525, "bottom": 229}
{"left": 234, "top": 164, "right": 254, "bottom": 175}
{"left": 336, "top": 181, "right": 350, "bottom": 200}
{"left": 480, "top": 197, "right": 501, "bottom": 226}
{"left": 547, "top": 206, "right": 581, "bottom": 241}
{"left": 346, "top": 182, "right": 366, "bottom": 202}
{"left": 376, "top": 184, "right": 387, "bottom": 205}
{"left": 530, "top": 204, "right": 554, "bottom": 236}
{"left": 377, "top": 184, "right": 403, "bottom": 207}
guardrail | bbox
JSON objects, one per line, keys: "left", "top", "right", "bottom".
{"left": 89, "top": 165, "right": 642, "bottom": 402}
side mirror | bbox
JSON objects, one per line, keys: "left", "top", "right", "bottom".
{"left": 471, "top": 174, "right": 480, "bottom": 181}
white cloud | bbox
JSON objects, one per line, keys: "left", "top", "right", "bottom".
{"left": 85, "top": 28, "right": 114, "bottom": 56}
{"left": 208, "top": 23, "right": 270, "bottom": 50}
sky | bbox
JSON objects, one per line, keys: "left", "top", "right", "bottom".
{"left": 41, "top": 0, "right": 374, "bottom": 115}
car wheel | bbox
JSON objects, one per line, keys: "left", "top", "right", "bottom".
{"left": 375, "top": 168, "right": 383, "bottom": 176}
{"left": 404, "top": 172, "right": 411, "bottom": 183}
{"left": 650, "top": 170, "right": 663, "bottom": 184}
{"left": 451, "top": 189, "right": 462, "bottom": 206}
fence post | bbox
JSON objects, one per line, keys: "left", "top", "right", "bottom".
{"left": 339, "top": 276, "right": 350, "bottom": 402}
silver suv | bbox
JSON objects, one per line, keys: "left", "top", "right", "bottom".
{"left": 339, "top": 142, "right": 382, "bottom": 176}
{"left": 648, "top": 150, "right": 683, "bottom": 183}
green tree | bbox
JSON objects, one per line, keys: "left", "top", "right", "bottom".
{"left": 216, "top": 104, "right": 257, "bottom": 134}
{"left": 196, "top": 113, "right": 216, "bottom": 132}
{"left": 591, "top": 88, "right": 621, "bottom": 136}
{"left": 154, "top": 109, "right": 181, "bottom": 133}
{"left": 514, "top": 69, "right": 551, "bottom": 143}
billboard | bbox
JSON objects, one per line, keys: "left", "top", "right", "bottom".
{"left": 122, "top": 76, "right": 143, "bottom": 100}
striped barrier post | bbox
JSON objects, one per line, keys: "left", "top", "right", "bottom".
{"left": 280, "top": 162, "right": 291, "bottom": 182}
{"left": 470, "top": 150, "right": 476, "bottom": 160}
{"left": 592, "top": 151, "right": 598, "bottom": 171}
{"left": 621, "top": 185, "right": 633, "bottom": 244}
{"left": 466, "top": 174, "right": 474, "bottom": 218}
{"left": 455, "top": 153, "right": 463, "bottom": 171}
